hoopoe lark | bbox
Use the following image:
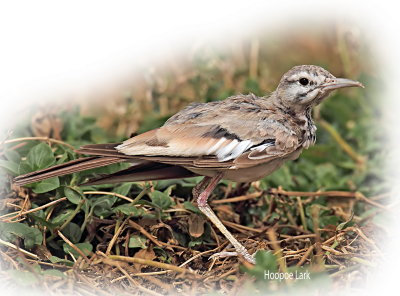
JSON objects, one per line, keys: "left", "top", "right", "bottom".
{"left": 14, "top": 65, "right": 364, "bottom": 264}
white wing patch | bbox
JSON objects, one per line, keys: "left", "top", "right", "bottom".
{"left": 216, "top": 139, "right": 253, "bottom": 162}
{"left": 206, "top": 137, "right": 226, "bottom": 154}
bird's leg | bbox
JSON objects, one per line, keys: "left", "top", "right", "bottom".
{"left": 192, "top": 176, "right": 212, "bottom": 200}
{"left": 193, "top": 174, "right": 256, "bottom": 264}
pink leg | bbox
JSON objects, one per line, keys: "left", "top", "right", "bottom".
{"left": 196, "top": 175, "right": 220, "bottom": 207}
{"left": 193, "top": 174, "right": 255, "bottom": 264}
{"left": 192, "top": 176, "right": 211, "bottom": 200}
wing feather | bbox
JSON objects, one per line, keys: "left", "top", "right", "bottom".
{"left": 116, "top": 125, "right": 254, "bottom": 161}
{"left": 113, "top": 94, "right": 304, "bottom": 169}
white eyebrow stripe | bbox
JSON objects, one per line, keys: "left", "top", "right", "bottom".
{"left": 287, "top": 71, "right": 310, "bottom": 81}
{"left": 288, "top": 71, "right": 325, "bottom": 86}
{"left": 206, "top": 137, "right": 226, "bottom": 154}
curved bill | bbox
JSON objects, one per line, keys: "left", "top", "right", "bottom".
{"left": 322, "top": 78, "right": 364, "bottom": 91}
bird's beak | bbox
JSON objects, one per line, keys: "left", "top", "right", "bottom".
{"left": 322, "top": 78, "right": 364, "bottom": 91}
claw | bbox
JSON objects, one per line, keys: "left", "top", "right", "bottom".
{"left": 209, "top": 250, "right": 256, "bottom": 264}
{"left": 209, "top": 251, "right": 240, "bottom": 260}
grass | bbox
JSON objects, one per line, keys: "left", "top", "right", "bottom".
{"left": 0, "top": 24, "right": 391, "bottom": 295}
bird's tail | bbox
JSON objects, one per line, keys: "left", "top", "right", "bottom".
{"left": 82, "top": 163, "right": 196, "bottom": 185}
{"left": 13, "top": 142, "right": 198, "bottom": 187}
{"left": 13, "top": 156, "right": 126, "bottom": 186}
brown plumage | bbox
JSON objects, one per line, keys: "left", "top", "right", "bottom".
{"left": 13, "top": 65, "right": 364, "bottom": 264}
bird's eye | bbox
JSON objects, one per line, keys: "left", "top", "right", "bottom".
{"left": 299, "top": 78, "right": 309, "bottom": 86}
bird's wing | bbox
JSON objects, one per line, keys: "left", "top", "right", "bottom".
{"left": 116, "top": 95, "right": 302, "bottom": 169}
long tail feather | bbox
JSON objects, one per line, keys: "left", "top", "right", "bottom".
{"left": 14, "top": 142, "right": 199, "bottom": 187}
{"left": 83, "top": 164, "right": 196, "bottom": 185}
{"left": 13, "top": 157, "right": 125, "bottom": 186}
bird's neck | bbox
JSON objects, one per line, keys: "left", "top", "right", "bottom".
{"left": 297, "top": 107, "right": 316, "bottom": 148}
{"left": 270, "top": 97, "right": 317, "bottom": 149}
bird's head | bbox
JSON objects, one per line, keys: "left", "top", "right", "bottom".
{"left": 275, "top": 65, "right": 364, "bottom": 112}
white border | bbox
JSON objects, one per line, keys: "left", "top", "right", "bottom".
{"left": 1, "top": 1, "right": 399, "bottom": 295}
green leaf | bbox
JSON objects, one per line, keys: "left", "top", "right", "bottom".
{"left": 188, "top": 239, "right": 203, "bottom": 248}
{"left": 18, "top": 162, "right": 33, "bottom": 175}
{"left": 172, "top": 230, "right": 188, "bottom": 247}
{"left": 26, "top": 142, "right": 56, "bottom": 170}
{"left": 124, "top": 235, "right": 148, "bottom": 249}
{"left": 150, "top": 190, "right": 173, "bottom": 210}
{"left": 319, "top": 215, "right": 340, "bottom": 228}
{"left": 5, "top": 149, "right": 21, "bottom": 163}
{"left": 51, "top": 209, "right": 74, "bottom": 225}
{"left": 0, "top": 159, "right": 19, "bottom": 175}
{"left": 154, "top": 247, "right": 171, "bottom": 262}
{"left": 254, "top": 250, "right": 278, "bottom": 270}
{"left": 63, "top": 242, "right": 93, "bottom": 258}
{"left": 90, "top": 196, "right": 116, "bottom": 218}
{"left": 0, "top": 222, "right": 42, "bottom": 249}
{"left": 49, "top": 255, "right": 74, "bottom": 267}
{"left": 56, "top": 152, "right": 70, "bottom": 164}
{"left": 7, "top": 270, "right": 39, "bottom": 286}
{"left": 0, "top": 146, "right": 21, "bottom": 175}
{"left": 29, "top": 214, "right": 57, "bottom": 231}
{"left": 42, "top": 269, "right": 66, "bottom": 278}
{"left": 32, "top": 177, "right": 60, "bottom": 193}
{"left": 62, "top": 222, "right": 82, "bottom": 243}
{"left": 64, "top": 186, "right": 83, "bottom": 204}
{"left": 113, "top": 204, "right": 145, "bottom": 216}
{"left": 114, "top": 183, "right": 133, "bottom": 196}
{"left": 242, "top": 250, "right": 278, "bottom": 280}
{"left": 183, "top": 201, "right": 202, "bottom": 215}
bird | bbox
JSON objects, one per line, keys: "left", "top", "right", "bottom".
{"left": 14, "top": 65, "right": 364, "bottom": 264}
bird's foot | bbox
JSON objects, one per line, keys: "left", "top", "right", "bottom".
{"left": 209, "top": 251, "right": 239, "bottom": 260}
{"left": 209, "top": 248, "right": 256, "bottom": 264}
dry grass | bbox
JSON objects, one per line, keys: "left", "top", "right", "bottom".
{"left": 0, "top": 184, "right": 391, "bottom": 295}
